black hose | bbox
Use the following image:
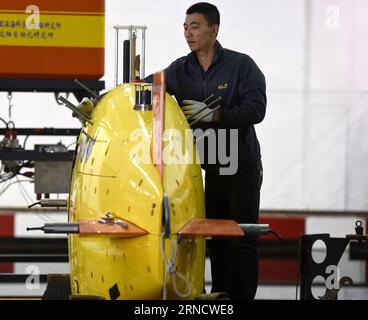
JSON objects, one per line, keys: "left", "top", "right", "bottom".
{"left": 0, "top": 117, "right": 8, "bottom": 129}
{"left": 269, "top": 229, "right": 283, "bottom": 240}
{"left": 28, "top": 201, "right": 41, "bottom": 208}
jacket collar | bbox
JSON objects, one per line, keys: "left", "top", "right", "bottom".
{"left": 188, "top": 40, "right": 223, "bottom": 69}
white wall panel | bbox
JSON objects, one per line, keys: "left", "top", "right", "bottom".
{"left": 0, "top": 0, "right": 367, "bottom": 212}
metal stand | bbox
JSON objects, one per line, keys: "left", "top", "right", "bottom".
{"left": 299, "top": 234, "right": 350, "bottom": 300}
{"left": 113, "top": 25, "right": 147, "bottom": 85}
{"left": 0, "top": 78, "right": 105, "bottom": 102}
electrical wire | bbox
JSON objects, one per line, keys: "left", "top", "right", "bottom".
{"left": 23, "top": 135, "right": 29, "bottom": 149}
{"left": 0, "top": 171, "right": 16, "bottom": 182}
{"left": 0, "top": 162, "right": 33, "bottom": 182}
{"left": 20, "top": 188, "right": 55, "bottom": 223}
{"left": 7, "top": 121, "right": 15, "bottom": 129}
{"left": 0, "top": 179, "right": 33, "bottom": 196}
{"left": 295, "top": 238, "right": 301, "bottom": 300}
{"left": 0, "top": 164, "right": 61, "bottom": 223}
{"left": 15, "top": 176, "right": 55, "bottom": 223}
{"left": 66, "top": 141, "right": 77, "bottom": 150}
{"left": 16, "top": 175, "right": 33, "bottom": 204}
{"left": 0, "top": 163, "right": 31, "bottom": 182}
{"left": 0, "top": 179, "right": 11, "bottom": 195}
{"left": 0, "top": 117, "right": 8, "bottom": 129}
{"left": 160, "top": 232, "right": 192, "bottom": 299}
{"left": 28, "top": 201, "right": 41, "bottom": 208}
{"left": 269, "top": 229, "right": 283, "bottom": 240}
{"left": 7, "top": 93, "right": 13, "bottom": 121}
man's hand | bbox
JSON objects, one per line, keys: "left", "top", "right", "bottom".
{"left": 182, "top": 100, "right": 213, "bottom": 122}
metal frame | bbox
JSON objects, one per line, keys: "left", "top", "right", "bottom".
{"left": 0, "top": 150, "right": 74, "bottom": 161}
{"left": 0, "top": 128, "right": 79, "bottom": 160}
{"left": 0, "top": 128, "right": 80, "bottom": 136}
{"left": 0, "top": 237, "right": 68, "bottom": 262}
{"left": 299, "top": 234, "right": 350, "bottom": 300}
{"left": 0, "top": 78, "right": 105, "bottom": 102}
{"left": 0, "top": 236, "right": 299, "bottom": 261}
{"left": 113, "top": 25, "right": 147, "bottom": 85}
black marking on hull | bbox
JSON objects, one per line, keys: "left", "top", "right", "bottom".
{"left": 109, "top": 283, "right": 120, "bottom": 300}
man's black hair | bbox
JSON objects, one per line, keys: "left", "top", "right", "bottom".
{"left": 186, "top": 2, "right": 220, "bottom": 26}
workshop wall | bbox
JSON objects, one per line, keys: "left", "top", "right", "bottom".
{"left": 0, "top": 0, "right": 367, "bottom": 211}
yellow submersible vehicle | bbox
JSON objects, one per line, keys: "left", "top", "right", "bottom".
{"left": 28, "top": 25, "right": 270, "bottom": 300}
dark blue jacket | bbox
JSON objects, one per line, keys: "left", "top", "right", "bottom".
{"left": 160, "top": 41, "right": 266, "bottom": 172}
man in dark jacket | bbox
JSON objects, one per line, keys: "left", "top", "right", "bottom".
{"left": 162, "top": 2, "right": 266, "bottom": 299}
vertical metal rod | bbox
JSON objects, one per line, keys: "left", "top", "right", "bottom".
{"left": 130, "top": 30, "right": 137, "bottom": 82}
{"left": 141, "top": 28, "right": 146, "bottom": 79}
{"left": 114, "top": 25, "right": 147, "bottom": 83}
{"left": 114, "top": 27, "right": 119, "bottom": 87}
{"left": 129, "top": 26, "right": 133, "bottom": 82}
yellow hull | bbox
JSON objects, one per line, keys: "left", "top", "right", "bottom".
{"left": 68, "top": 84, "right": 206, "bottom": 299}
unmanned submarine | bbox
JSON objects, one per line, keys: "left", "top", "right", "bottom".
{"left": 28, "top": 26, "right": 270, "bottom": 300}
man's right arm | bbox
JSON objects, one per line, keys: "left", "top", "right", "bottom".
{"left": 219, "top": 56, "right": 266, "bottom": 128}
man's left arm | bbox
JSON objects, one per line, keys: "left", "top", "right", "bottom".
{"left": 218, "top": 57, "right": 266, "bottom": 128}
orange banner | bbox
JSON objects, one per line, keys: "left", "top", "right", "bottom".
{"left": 0, "top": 0, "right": 105, "bottom": 79}
{"left": 0, "top": 0, "right": 104, "bottom": 14}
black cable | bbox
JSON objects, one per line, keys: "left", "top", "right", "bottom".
{"left": 0, "top": 162, "right": 31, "bottom": 183}
{"left": 268, "top": 229, "right": 302, "bottom": 299}
{"left": 295, "top": 237, "right": 301, "bottom": 300}
{"left": 28, "top": 201, "right": 41, "bottom": 208}
{"left": 0, "top": 117, "right": 8, "bottom": 129}
{"left": 269, "top": 229, "right": 283, "bottom": 240}
{"left": 7, "top": 121, "right": 15, "bottom": 129}
{"left": 23, "top": 135, "right": 29, "bottom": 149}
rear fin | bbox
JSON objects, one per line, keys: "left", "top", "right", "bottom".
{"left": 178, "top": 218, "right": 244, "bottom": 238}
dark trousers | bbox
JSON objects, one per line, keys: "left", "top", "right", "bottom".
{"left": 205, "top": 160, "right": 263, "bottom": 300}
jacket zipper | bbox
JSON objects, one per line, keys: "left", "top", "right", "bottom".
{"left": 203, "top": 80, "right": 207, "bottom": 99}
